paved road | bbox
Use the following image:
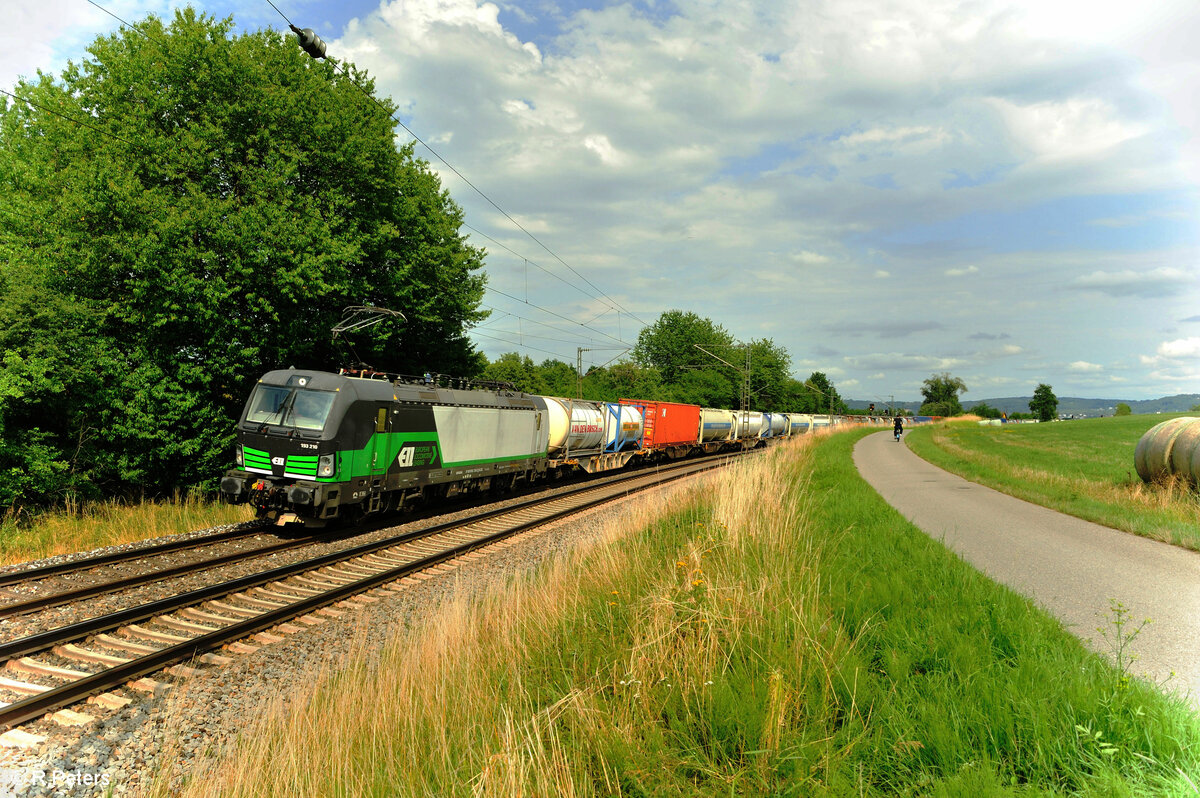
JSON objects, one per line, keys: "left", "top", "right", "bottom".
{"left": 854, "top": 430, "right": 1200, "bottom": 710}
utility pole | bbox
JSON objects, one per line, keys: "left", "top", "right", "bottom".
{"left": 576, "top": 346, "right": 629, "bottom": 399}
{"left": 576, "top": 347, "right": 590, "bottom": 400}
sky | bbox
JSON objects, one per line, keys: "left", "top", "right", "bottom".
{"left": 5, "top": 0, "right": 1200, "bottom": 402}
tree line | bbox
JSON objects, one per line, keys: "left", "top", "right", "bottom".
{"left": 919, "top": 373, "right": 1059, "bottom": 422}
{"left": 482, "top": 310, "right": 846, "bottom": 414}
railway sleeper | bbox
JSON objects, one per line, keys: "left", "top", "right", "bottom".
{"left": 93, "top": 634, "right": 159, "bottom": 656}
{"left": 50, "top": 709, "right": 94, "bottom": 727}
{"left": 125, "top": 678, "right": 171, "bottom": 694}
{"left": 86, "top": 693, "right": 133, "bottom": 710}
{"left": 52, "top": 644, "right": 132, "bottom": 667}
{"left": 290, "top": 574, "right": 344, "bottom": 591}
{"left": 180, "top": 606, "right": 245, "bottom": 626}
{"left": 203, "top": 600, "right": 260, "bottom": 619}
{"left": 156, "top": 616, "right": 221, "bottom": 634}
{"left": 8, "top": 658, "right": 92, "bottom": 681}
{"left": 231, "top": 592, "right": 287, "bottom": 610}
{"left": 125, "top": 625, "right": 189, "bottom": 645}
{"left": 258, "top": 584, "right": 318, "bottom": 600}
{"left": 0, "top": 676, "right": 49, "bottom": 696}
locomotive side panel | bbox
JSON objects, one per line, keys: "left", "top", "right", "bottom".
{"left": 433, "top": 405, "right": 547, "bottom": 469}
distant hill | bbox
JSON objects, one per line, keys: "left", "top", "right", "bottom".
{"left": 848, "top": 394, "right": 1200, "bottom": 417}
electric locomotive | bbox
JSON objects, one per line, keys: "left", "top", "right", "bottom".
{"left": 219, "top": 369, "right": 548, "bottom": 526}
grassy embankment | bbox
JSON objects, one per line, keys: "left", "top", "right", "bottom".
{"left": 907, "top": 414, "right": 1200, "bottom": 552}
{"left": 159, "top": 429, "right": 1200, "bottom": 797}
{"left": 0, "top": 495, "right": 253, "bottom": 567}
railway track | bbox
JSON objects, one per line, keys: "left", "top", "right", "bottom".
{"left": 0, "top": 531, "right": 330, "bottom": 619}
{"left": 0, "top": 453, "right": 740, "bottom": 734}
{"left": 0, "top": 521, "right": 274, "bottom": 591}
{"left": 0, "top": 458, "right": 714, "bottom": 621}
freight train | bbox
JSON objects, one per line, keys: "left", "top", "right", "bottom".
{"left": 218, "top": 368, "right": 828, "bottom": 526}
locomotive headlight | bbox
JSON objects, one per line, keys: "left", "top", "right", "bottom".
{"left": 235, "top": 445, "right": 244, "bottom": 467}
{"left": 318, "top": 454, "right": 335, "bottom": 477}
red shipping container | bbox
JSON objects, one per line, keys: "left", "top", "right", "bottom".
{"left": 618, "top": 399, "right": 702, "bottom": 449}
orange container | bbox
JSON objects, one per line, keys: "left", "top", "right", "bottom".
{"left": 618, "top": 399, "right": 702, "bottom": 449}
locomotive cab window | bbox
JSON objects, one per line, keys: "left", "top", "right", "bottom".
{"left": 375, "top": 407, "right": 388, "bottom": 433}
{"left": 245, "top": 385, "right": 337, "bottom": 432}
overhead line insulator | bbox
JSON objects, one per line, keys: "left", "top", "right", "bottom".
{"left": 289, "top": 24, "right": 327, "bottom": 59}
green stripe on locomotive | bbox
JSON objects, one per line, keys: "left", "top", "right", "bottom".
{"left": 324, "top": 431, "right": 547, "bottom": 483}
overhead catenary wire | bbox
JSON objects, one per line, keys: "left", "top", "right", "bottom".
{"left": 475, "top": 306, "right": 621, "bottom": 347}
{"left": 261, "top": 0, "right": 648, "bottom": 332}
{"left": 461, "top": 222, "right": 634, "bottom": 330}
{"left": 469, "top": 329, "right": 575, "bottom": 362}
{"left": 483, "top": 285, "right": 629, "bottom": 347}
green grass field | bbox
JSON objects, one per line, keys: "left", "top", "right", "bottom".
{"left": 160, "top": 430, "right": 1200, "bottom": 797}
{"left": 907, "top": 415, "right": 1200, "bottom": 552}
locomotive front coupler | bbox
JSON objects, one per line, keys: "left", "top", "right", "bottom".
{"left": 248, "top": 479, "right": 287, "bottom": 513}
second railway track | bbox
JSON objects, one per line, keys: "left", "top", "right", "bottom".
{"left": 0, "top": 453, "right": 742, "bottom": 734}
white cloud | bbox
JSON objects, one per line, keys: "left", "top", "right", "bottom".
{"left": 945, "top": 265, "right": 979, "bottom": 277}
{"left": 987, "top": 97, "right": 1148, "bottom": 165}
{"left": 791, "top": 250, "right": 832, "bottom": 265}
{"left": 1069, "top": 267, "right": 1194, "bottom": 298}
{"left": 582, "top": 134, "right": 625, "bottom": 166}
{"left": 1158, "top": 337, "right": 1200, "bottom": 358}
{"left": 844, "top": 353, "right": 969, "bottom": 372}
{"left": 1068, "top": 361, "right": 1104, "bottom": 372}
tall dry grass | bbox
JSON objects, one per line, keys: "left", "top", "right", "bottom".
{"left": 0, "top": 494, "right": 254, "bottom": 567}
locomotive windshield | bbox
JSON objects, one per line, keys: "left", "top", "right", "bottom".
{"left": 245, "top": 385, "right": 336, "bottom": 432}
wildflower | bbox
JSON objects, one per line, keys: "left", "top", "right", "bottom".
{"left": 676, "top": 561, "right": 686, "bottom": 568}
{"left": 692, "top": 580, "right": 704, "bottom": 587}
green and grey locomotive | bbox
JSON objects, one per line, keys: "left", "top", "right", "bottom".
{"left": 219, "top": 369, "right": 549, "bottom": 526}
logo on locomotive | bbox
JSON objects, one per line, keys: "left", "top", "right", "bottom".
{"left": 397, "top": 443, "right": 439, "bottom": 469}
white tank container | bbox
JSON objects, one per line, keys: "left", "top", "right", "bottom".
{"left": 604, "top": 403, "right": 644, "bottom": 451}
{"left": 733, "top": 411, "right": 764, "bottom": 438}
{"left": 788, "top": 414, "right": 813, "bottom": 434}
{"left": 768, "top": 413, "right": 786, "bottom": 437}
{"left": 700, "top": 408, "right": 735, "bottom": 442}
{"left": 542, "top": 397, "right": 605, "bottom": 454}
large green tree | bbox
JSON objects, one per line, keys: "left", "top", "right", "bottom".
{"left": 632, "top": 310, "right": 739, "bottom": 404}
{"left": 920, "top": 372, "right": 968, "bottom": 416}
{"left": 746, "top": 338, "right": 792, "bottom": 410}
{"left": 796, "top": 372, "right": 844, "bottom": 414}
{"left": 1029, "top": 384, "right": 1059, "bottom": 422}
{"left": 0, "top": 10, "right": 487, "bottom": 506}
